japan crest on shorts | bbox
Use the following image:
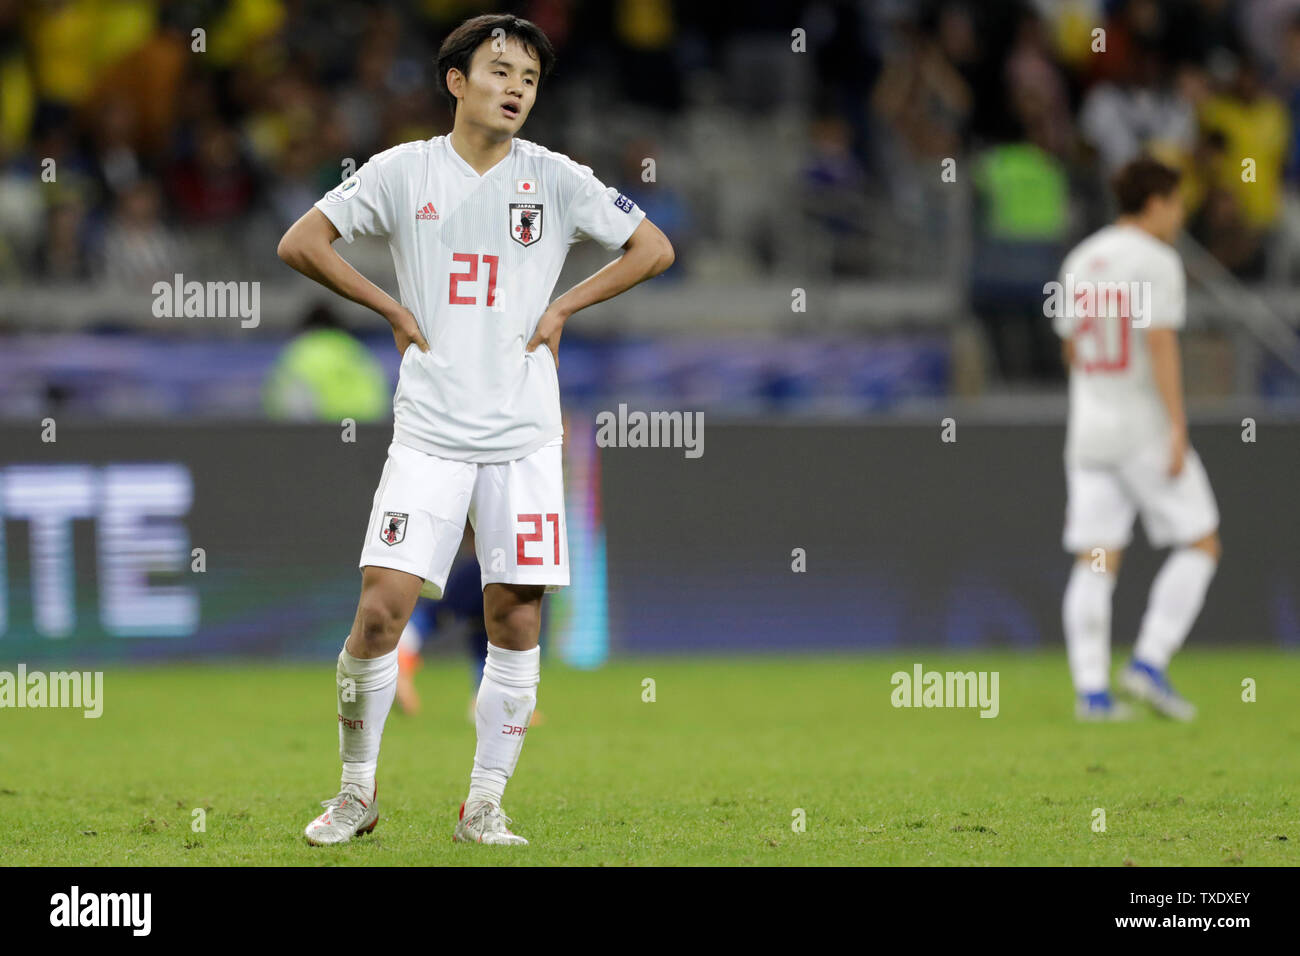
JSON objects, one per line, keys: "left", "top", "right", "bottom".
{"left": 380, "top": 512, "right": 408, "bottom": 546}
{"left": 509, "top": 203, "right": 543, "bottom": 246}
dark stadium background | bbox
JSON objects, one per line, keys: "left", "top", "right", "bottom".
{"left": 1, "top": 0, "right": 1298, "bottom": 667}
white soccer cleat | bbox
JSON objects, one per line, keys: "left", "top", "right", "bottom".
{"left": 1119, "top": 661, "right": 1196, "bottom": 721}
{"left": 304, "top": 783, "right": 379, "bottom": 845}
{"left": 453, "top": 800, "right": 529, "bottom": 845}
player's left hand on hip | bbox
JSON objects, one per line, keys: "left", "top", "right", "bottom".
{"left": 525, "top": 306, "right": 565, "bottom": 369}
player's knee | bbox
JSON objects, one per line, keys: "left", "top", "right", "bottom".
{"left": 1192, "top": 530, "right": 1221, "bottom": 562}
{"left": 484, "top": 585, "right": 543, "bottom": 646}
{"left": 487, "top": 603, "right": 539, "bottom": 644}
{"left": 353, "top": 593, "right": 407, "bottom": 651}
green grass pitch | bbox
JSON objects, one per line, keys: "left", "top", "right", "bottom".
{"left": 1, "top": 650, "right": 1295, "bottom": 866}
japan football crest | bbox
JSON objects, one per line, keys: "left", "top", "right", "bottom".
{"left": 380, "top": 512, "right": 408, "bottom": 546}
{"left": 509, "top": 203, "right": 543, "bottom": 247}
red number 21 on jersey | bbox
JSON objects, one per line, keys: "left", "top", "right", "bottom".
{"left": 449, "top": 253, "right": 500, "bottom": 306}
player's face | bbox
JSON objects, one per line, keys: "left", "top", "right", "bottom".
{"left": 456, "top": 37, "right": 540, "bottom": 135}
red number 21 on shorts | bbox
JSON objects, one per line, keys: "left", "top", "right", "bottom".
{"left": 516, "top": 513, "right": 560, "bottom": 565}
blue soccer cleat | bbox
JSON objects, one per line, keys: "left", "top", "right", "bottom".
{"left": 1075, "top": 690, "right": 1135, "bottom": 722}
{"left": 1119, "top": 660, "right": 1196, "bottom": 722}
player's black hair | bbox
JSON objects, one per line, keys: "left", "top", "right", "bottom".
{"left": 1111, "top": 156, "right": 1182, "bottom": 215}
{"left": 435, "top": 14, "right": 556, "bottom": 116}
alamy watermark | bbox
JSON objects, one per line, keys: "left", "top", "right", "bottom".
{"left": 1043, "top": 276, "right": 1152, "bottom": 328}
{"left": 595, "top": 403, "right": 703, "bottom": 458}
{"left": 50, "top": 886, "right": 150, "bottom": 936}
{"left": 151, "top": 273, "right": 260, "bottom": 328}
{"left": 0, "top": 665, "right": 103, "bottom": 718}
{"left": 890, "top": 663, "right": 999, "bottom": 718}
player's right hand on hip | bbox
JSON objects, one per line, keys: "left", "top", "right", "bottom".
{"left": 390, "top": 306, "right": 430, "bottom": 355}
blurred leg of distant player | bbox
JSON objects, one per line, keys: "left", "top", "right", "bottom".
{"left": 395, "top": 600, "right": 429, "bottom": 715}
{"left": 1132, "top": 534, "right": 1219, "bottom": 672}
{"left": 1063, "top": 550, "right": 1120, "bottom": 704}
{"left": 1116, "top": 445, "right": 1221, "bottom": 720}
{"left": 1064, "top": 536, "right": 1216, "bottom": 724}
{"left": 466, "top": 623, "right": 488, "bottom": 692}
{"left": 436, "top": 542, "right": 489, "bottom": 720}
{"left": 1062, "top": 464, "right": 1136, "bottom": 720}
{"left": 1064, "top": 444, "right": 1220, "bottom": 721}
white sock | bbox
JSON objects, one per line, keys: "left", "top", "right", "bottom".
{"left": 1063, "top": 561, "right": 1116, "bottom": 694}
{"left": 1133, "top": 548, "right": 1217, "bottom": 670}
{"left": 467, "top": 643, "right": 539, "bottom": 808}
{"left": 336, "top": 643, "right": 399, "bottom": 796}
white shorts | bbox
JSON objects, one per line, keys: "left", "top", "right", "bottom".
{"left": 359, "top": 437, "right": 569, "bottom": 599}
{"left": 1063, "top": 445, "right": 1219, "bottom": 553}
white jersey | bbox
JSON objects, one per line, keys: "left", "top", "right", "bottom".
{"left": 1054, "top": 223, "right": 1186, "bottom": 466}
{"left": 315, "top": 136, "right": 646, "bottom": 462}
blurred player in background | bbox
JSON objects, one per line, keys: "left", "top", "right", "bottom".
{"left": 393, "top": 527, "right": 486, "bottom": 718}
{"left": 394, "top": 521, "right": 545, "bottom": 728}
{"left": 387, "top": 522, "right": 486, "bottom": 717}
{"left": 278, "top": 13, "right": 673, "bottom": 846}
{"left": 1055, "top": 156, "right": 1221, "bottom": 723}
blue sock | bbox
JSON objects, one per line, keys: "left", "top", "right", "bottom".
{"left": 1130, "top": 659, "right": 1164, "bottom": 681}
{"left": 468, "top": 628, "right": 487, "bottom": 689}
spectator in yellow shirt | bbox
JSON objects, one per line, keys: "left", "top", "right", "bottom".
{"left": 1199, "top": 59, "right": 1290, "bottom": 231}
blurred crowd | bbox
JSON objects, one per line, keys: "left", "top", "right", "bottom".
{"left": 854, "top": 0, "right": 1300, "bottom": 380}
{"left": 1, "top": 0, "right": 1298, "bottom": 390}
{"left": 0, "top": 0, "right": 832, "bottom": 289}
{"left": 3, "top": 1, "right": 1297, "bottom": 287}
{"left": 869, "top": 0, "right": 1300, "bottom": 278}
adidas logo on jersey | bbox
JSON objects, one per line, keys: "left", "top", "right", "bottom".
{"left": 415, "top": 202, "right": 439, "bottom": 220}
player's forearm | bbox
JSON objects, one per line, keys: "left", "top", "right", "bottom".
{"left": 277, "top": 211, "right": 404, "bottom": 324}
{"left": 549, "top": 223, "right": 673, "bottom": 320}
{"left": 1148, "top": 330, "right": 1187, "bottom": 433}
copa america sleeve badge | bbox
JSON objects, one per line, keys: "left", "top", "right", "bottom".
{"left": 326, "top": 175, "right": 361, "bottom": 203}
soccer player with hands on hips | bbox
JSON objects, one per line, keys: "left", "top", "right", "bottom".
{"left": 1054, "top": 156, "right": 1220, "bottom": 723}
{"left": 276, "top": 14, "right": 674, "bottom": 846}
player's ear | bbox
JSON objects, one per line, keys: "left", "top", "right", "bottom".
{"left": 446, "top": 67, "right": 465, "bottom": 103}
